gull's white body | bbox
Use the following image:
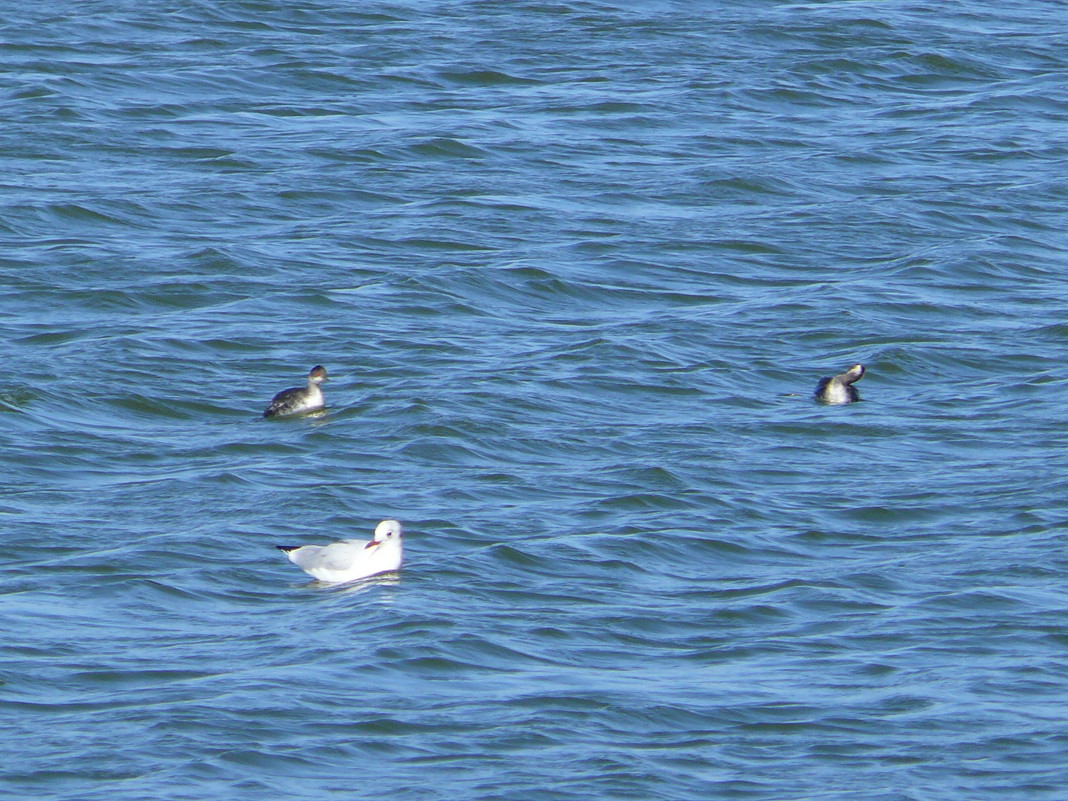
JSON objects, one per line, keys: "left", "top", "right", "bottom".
{"left": 278, "top": 520, "right": 403, "bottom": 583}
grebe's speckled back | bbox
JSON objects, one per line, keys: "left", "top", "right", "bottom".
{"left": 814, "top": 363, "right": 864, "bottom": 404}
{"left": 263, "top": 365, "right": 328, "bottom": 418}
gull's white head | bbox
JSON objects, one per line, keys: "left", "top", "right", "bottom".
{"left": 371, "top": 519, "right": 403, "bottom": 544}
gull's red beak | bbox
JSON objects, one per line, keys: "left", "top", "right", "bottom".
{"left": 364, "top": 540, "right": 379, "bottom": 549}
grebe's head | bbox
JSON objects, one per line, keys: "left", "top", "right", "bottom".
{"left": 308, "top": 365, "right": 328, "bottom": 384}
{"left": 841, "top": 364, "right": 864, "bottom": 384}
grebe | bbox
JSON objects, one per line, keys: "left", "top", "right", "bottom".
{"left": 814, "top": 363, "right": 864, "bottom": 404}
{"left": 263, "top": 365, "right": 328, "bottom": 418}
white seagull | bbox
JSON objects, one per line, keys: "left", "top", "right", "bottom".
{"left": 276, "top": 519, "right": 404, "bottom": 583}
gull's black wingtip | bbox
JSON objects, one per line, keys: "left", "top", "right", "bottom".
{"left": 276, "top": 545, "right": 298, "bottom": 553}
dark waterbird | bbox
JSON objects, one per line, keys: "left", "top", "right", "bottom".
{"left": 814, "top": 363, "right": 865, "bottom": 404}
{"left": 263, "top": 365, "right": 328, "bottom": 418}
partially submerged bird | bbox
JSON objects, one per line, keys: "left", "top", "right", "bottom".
{"left": 277, "top": 519, "right": 404, "bottom": 583}
{"left": 814, "top": 363, "right": 865, "bottom": 404}
{"left": 264, "top": 365, "right": 328, "bottom": 418}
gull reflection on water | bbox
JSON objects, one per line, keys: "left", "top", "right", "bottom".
{"left": 305, "top": 571, "right": 402, "bottom": 598}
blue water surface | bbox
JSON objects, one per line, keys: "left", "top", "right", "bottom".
{"left": 3, "top": 2, "right": 1068, "bottom": 799}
